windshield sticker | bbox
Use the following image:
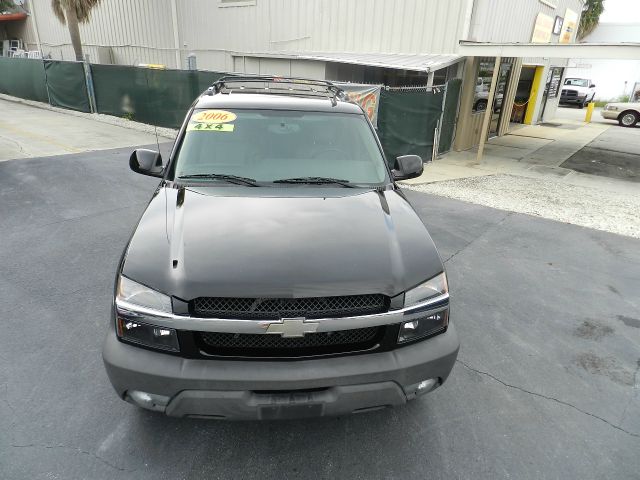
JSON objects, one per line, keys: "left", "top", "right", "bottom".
{"left": 187, "top": 122, "right": 235, "bottom": 132}
{"left": 191, "top": 109, "right": 237, "bottom": 124}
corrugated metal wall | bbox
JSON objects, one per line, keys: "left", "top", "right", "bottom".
{"left": 468, "top": 0, "right": 584, "bottom": 44}
{"left": 22, "top": 0, "right": 177, "bottom": 66}
{"left": 19, "top": 0, "right": 470, "bottom": 71}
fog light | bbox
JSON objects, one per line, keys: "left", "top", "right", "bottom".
{"left": 398, "top": 309, "right": 448, "bottom": 343}
{"left": 116, "top": 317, "right": 180, "bottom": 352}
{"left": 126, "top": 390, "right": 170, "bottom": 412}
{"left": 418, "top": 379, "right": 436, "bottom": 391}
{"left": 404, "top": 378, "right": 439, "bottom": 400}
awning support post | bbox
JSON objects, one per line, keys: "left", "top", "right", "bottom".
{"left": 476, "top": 55, "right": 501, "bottom": 163}
{"left": 426, "top": 71, "right": 434, "bottom": 89}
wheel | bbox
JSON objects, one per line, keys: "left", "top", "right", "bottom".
{"left": 578, "top": 103, "right": 584, "bottom": 109}
{"left": 618, "top": 110, "right": 639, "bottom": 127}
{"left": 474, "top": 99, "right": 487, "bottom": 112}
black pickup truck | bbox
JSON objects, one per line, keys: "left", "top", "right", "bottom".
{"left": 102, "top": 76, "right": 459, "bottom": 420}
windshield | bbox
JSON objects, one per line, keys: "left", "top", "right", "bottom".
{"left": 172, "top": 109, "right": 388, "bottom": 185}
{"left": 564, "top": 78, "right": 589, "bottom": 87}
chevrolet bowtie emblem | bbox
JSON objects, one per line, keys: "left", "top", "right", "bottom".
{"left": 261, "top": 317, "right": 320, "bottom": 338}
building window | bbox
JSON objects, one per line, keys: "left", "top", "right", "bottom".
{"left": 218, "top": 0, "right": 256, "bottom": 7}
{"left": 472, "top": 59, "right": 496, "bottom": 113}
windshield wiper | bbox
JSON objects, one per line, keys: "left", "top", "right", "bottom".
{"left": 177, "top": 173, "right": 259, "bottom": 187}
{"left": 272, "top": 177, "right": 354, "bottom": 188}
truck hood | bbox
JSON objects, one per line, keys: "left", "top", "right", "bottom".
{"left": 121, "top": 185, "right": 444, "bottom": 300}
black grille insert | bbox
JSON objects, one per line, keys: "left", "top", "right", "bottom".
{"left": 191, "top": 294, "right": 387, "bottom": 319}
{"left": 196, "top": 326, "right": 383, "bottom": 358}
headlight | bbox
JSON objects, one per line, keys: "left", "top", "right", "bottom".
{"left": 398, "top": 310, "right": 449, "bottom": 343}
{"left": 404, "top": 272, "right": 448, "bottom": 308}
{"left": 117, "top": 275, "right": 172, "bottom": 313}
{"left": 115, "top": 275, "right": 178, "bottom": 351}
{"left": 116, "top": 318, "right": 179, "bottom": 352}
{"left": 606, "top": 105, "right": 618, "bottom": 111}
{"left": 399, "top": 273, "right": 449, "bottom": 344}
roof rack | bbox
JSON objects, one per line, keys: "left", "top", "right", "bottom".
{"left": 207, "top": 76, "right": 346, "bottom": 105}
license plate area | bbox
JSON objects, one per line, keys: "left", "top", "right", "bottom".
{"left": 259, "top": 403, "right": 323, "bottom": 420}
{"left": 253, "top": 389, "right": 329, "bottom": 419}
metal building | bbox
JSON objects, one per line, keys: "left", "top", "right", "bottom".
{"left": 7, "top": 0, "right": 585, "bottom": 151}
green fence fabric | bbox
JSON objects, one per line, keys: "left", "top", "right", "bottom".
{"left": 0, "top": 57, "right": 48, "bottom": 103}
{"left": 43, "top": 60, "right": 91, "bottom": 113}
{"left": 91, "top": 65, "right": 227, "bottom": 128}
{"left": 377, "top": 89, "right": 444, "bottom": 164}
{"left": 438, "top": 79, "right": 462, "bottom": 153}
{"left": 0, "top": 57, "right": 454, "bottom": 156}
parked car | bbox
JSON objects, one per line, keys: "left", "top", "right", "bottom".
{"left": 560, "top": 78, "right": 596, "bottom": 108}
{"left": 474, "top": 76, "right": 503, "bottom": 112}
{"left": 474, "top": 90, "right": 504, "bottom": 112}
{"left": 102, "top": 76, "right": 460, "bottom": 420}
{"left": 601, "top": 101, "right": 640, "bottom": 127}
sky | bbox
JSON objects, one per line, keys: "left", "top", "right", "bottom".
{"left": 599, "top": 0, "right": 640, "bottom": 23}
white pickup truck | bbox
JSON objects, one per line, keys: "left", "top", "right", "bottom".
{"left": 560, "top": 78, "right": 596, "bottom": 108}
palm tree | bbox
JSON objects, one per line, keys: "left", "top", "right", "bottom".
{"left": 51, "top": 0, "right": 101, "bottom": 61}
{"left": 578, "top": 0, "right": 605, "bottom": 40}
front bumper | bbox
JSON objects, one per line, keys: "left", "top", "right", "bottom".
{"left": 560, "top": 95, "right": 586, "bottom": 105}
{"left": 601, "top": 110, "right": 619, "bottom": 120}
{"left": 102, "top": 321, "right": 459, "bottom": 419}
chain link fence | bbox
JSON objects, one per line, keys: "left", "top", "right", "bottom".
{"left": 0, "top": 57, "right": 461, "bottom": 161}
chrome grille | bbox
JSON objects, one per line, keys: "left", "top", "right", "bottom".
{"left": 191, "top": 294, "right": 387, "bottom": 319}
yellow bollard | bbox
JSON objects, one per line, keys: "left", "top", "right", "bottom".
{"left": 585, "top": 102, "right": 595, "bottom": 123}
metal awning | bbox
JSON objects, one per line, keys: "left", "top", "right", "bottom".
{"left": 459, "top": 41, "right": 640, "bottom": 60}
{"left": 235, "top": 51, "right": 462, "bottom": 72}
{"left": 0, "top": 12, "right": 27, "bottom": 22}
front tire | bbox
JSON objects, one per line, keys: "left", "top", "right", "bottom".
{"left": 475, "top": 99, "right": 487, "bottom": 112}
{"left": 618, "top": 111, "right": 639, "bottom": 128}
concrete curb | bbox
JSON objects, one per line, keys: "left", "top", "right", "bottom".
{"left": 0, "top": 93, "right": 178, "bottom": 140}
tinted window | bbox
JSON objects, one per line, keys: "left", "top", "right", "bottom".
{"left": 173, "top": 109, "right": 387, "bottom": 185}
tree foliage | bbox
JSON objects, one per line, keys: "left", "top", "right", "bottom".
{"left": 51, "top": 0, "right": 102, "bottom": 60}
{"left": 0, "top": 0, "right": 15, "bottom": 12}
{"left": 51, "top": 0, "right": 101, "bottom": 25}
{"left": 578, "top": 0, "right": 605, "bottom": 40}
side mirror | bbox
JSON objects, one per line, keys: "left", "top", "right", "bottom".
{"left": 130, "top": 149, "right": 164, "bottom": 177}
{"left": 590, "top": 84, "right": 596, "bottom": 88}
{"left": 392, "top": 155, "right": 425, "bottom": 181}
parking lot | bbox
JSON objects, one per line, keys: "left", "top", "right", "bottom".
{"left": 558, "top": 108, "right": 640, "bottom": 181}
{"left": 1, "top": 144, "right": 639, "bottom": 479}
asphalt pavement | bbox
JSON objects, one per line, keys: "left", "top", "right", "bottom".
{"left": 1, "top": 146, "right": 639, "bottom": 480}
{"left": 554, "top": 105, "right": 640, "bottom": 181}
{"left": 560, "top": 122, "right": 640, "bottom": 181}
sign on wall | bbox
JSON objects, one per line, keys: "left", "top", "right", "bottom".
{"left": 553, "top": 16, "right": 563, "bottom": 35}
{"left": 559, "top": 8, "right": 578, "bottom": 44}
{"left": 546, "top": 67, "right": 564, "bottom": 98}
{"left": 531, "top": 12, "right": 554, "bottom": 43}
